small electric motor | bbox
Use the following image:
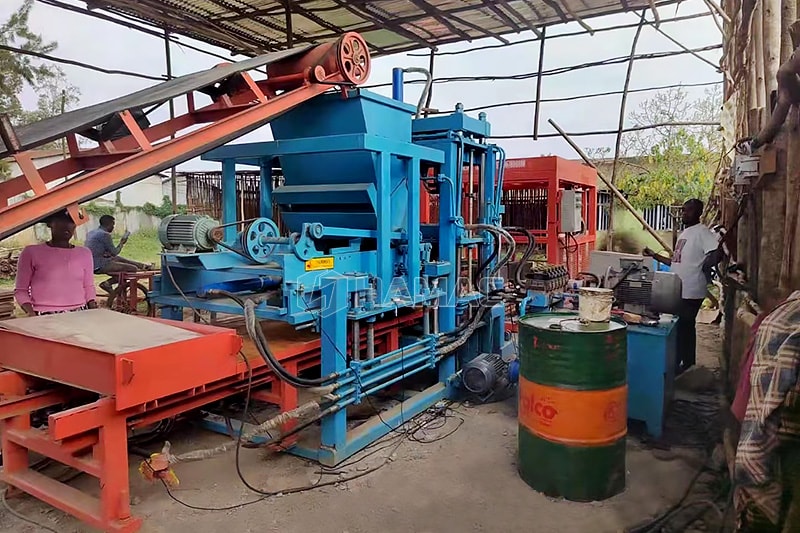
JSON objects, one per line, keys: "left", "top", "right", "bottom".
{"left": 461, "top": 352, "right": 519, "bottom": 404}
{"left": 158, "top": 214, "right": 219, "bottom": 253}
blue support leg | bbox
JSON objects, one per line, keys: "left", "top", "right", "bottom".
{"left": 407, "top": 157, "right": 421, "bottom": 299}
{"left": 160, "top": 306, "right": 183, "bottom": 321}
{"left": 222, "top": 159, "right": 237, "bottom": 242}
{"left": 437, "top": 166, "right": 457, "bottom": 395}
{"left": 319, "top": 275, "right": 349, "bottom": 457}
{"left": 375, "top": 152, "right": 392, "bottom": 305}
{"left": 259, "top": 158, "right": 273, "bottom": 219}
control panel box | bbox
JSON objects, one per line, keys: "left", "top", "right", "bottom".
{"left": 560, "top": 189, "right": 583, "bottom": 233}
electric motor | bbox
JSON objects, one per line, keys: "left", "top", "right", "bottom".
{"left": 461, "top": 352, "right": 518, "bottom": 403}
{"left": 610, "top": 268, "right": 682, "bottom": 316}
{"left": 158, "top": 214, "right": 219, "bottom": 253}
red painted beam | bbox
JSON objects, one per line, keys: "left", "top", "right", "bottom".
{"left": 0, "top": 32, "right": 371, "bottom": 240}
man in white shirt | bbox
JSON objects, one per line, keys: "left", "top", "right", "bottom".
{"left": 644, "top": 199, "right": 721, "bottom": 374}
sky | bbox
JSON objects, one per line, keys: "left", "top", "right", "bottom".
{"left": 3, "top": 0, "right": 722, "bottom": 170}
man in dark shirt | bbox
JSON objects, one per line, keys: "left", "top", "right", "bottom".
{"left": 85, "top": 215, "right": 152, "bottom": 291}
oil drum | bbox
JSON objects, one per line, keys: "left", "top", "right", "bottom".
{"left": 517, "top": 312, "right": 627, "bottom": 502}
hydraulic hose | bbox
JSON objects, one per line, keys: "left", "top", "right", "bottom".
{"left": 208, "top": 290, "right": 336, "bottom": 388}
{"left": 401, "top": 67, "right": 432, "bottom": 118}
{"left": 472, "top": 233, "right": 500, "bottom": 291}
{"left": 466, "top": 224, "right": 516, "bottom": 295}
{"left": 505, "top": 226, "right": 536, "bottom": 288}
{"left": 243, "top": 300, "right": 334, "bottom": 388}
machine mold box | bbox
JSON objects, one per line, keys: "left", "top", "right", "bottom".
{"left": 0, "top": 309, "right": 243, "bottom": 410}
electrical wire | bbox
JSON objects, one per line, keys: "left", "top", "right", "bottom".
{"left": 153, "top": 400, "right": 460, "bottom": 511}
{"left": 0, "top": 44, "right": 166, "bottom": 82}
{"left": 364, "top": 45, "right": 722, "bottom": 90}
{"left": 406, "top": 10, "right": 717, "bottom": 57}
{"left": 505, "top": 226, "right": 536, "bottom": 289}
{"left": 162, "top": 261, "right": 210, "bottom": 324}
{"left": 0, "top": 489, "right": 60, "bottom": 533}
{"left": 241, "top": 297, "right": 334, "bottom": 387}
{"left": 298, "top": 299, "right": 413, "bottom": 440}
{"left": 625, "top": 466, "right": 711, "bottom": 533}
{"left": 425, "top": 81, "right": 722, "bottom": 115}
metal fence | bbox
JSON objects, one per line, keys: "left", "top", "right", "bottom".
{"left": 183, "top": 170, "right": 289, "bottom": 234}
{"left": 184, "top": 174, "right": 675, "bottom": 236}
{"left": 596, "top": 191, "right": 675, "bottom": 231}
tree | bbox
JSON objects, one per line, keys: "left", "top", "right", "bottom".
{"left": 18, "top": 74, "right": 80, "bottom": 124}
{"left": 0, "top": 1, "right": 81, "bottom": 173}
{"left": 589, "top": 86, "right": 723, "bottom": 210}
{"left": 0, "top": 0, "right": 60, "bottom": 122}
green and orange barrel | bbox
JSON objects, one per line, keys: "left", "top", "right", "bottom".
{"left": 517, "top": 313, "right": 628, "bottom": 502}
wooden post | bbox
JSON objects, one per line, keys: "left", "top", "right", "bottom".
{"left": 533, "top": 27, "right": 546, "bottom": 140}
{"left": 755, "top": 2, "right": 768, "bottom": 118}
{"left": 758, "top": 0, "right": 787, "bottom": 308}
{"left": 781, "top": 0, "right": 798, "bottom": 61}
{"left": 782, "top": 2, "right": 800, "bottom": 290}
{"left": 764, "top": 0, "right": 782, "bottom": 97}
{"left": 548, "top": 119, "right": 673, "bottom": 253}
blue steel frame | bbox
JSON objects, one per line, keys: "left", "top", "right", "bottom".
{"left": 412, "top": 108, "right": 507, "bottom": 362}
{"left": 149, "top": 87, "right": 508, "bottom": 465}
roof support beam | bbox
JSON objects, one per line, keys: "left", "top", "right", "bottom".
{"left": 481, "top": 1, "right": 521, "bottom": 32}
{"left": 561, "top": 2, "right": 596, "bottom": 35}
{"left": 284, "top": 0, "right": 293, "bottom": 47}
{"left": 519, "top": 0, "right": 545, "bottom": 20}
{"left": 438, "top": 11, "right": 510, "bottom": 44}
{"left": 408, "top": 0, "right": 471, "bottom": 40}
{"left": 333, "top": 0, "right": 434, "bottom": 50}
{"left": 203, "top": 0, "right": 307, "bottom": 49}
{"left": 541, "top": 0, "right": 569, "bottom": 23}
{"left": 496, "top": 0, "right": 543, "bottom": 38}
{"left": 99, "top": 0, "right": 274, "bottom": 54}
{"left": 641, "top": 12, "right": 719, "bottom": 71}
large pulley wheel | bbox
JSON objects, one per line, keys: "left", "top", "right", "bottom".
{"left": 242, "top": 218, "right": 281, "bottom": 264}
{"left": 336, "top": 33, "right": 370, "bottom": 85}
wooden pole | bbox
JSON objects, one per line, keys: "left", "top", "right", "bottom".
{"left": 608, "top": 12, "right": 647, "bottom": 251}
{"left": 755, "top": 2, "right": 768, "bottom": 117}
{"left": 764, "top": 0, "right": 782, "bottom": 97}
{"left": 548, "top": 119, "right": 673, "bottom": 253}
{"left": 533, "top": 27, "right": 546, "bottom": 140}
{"left": 781, "top": 0, "right": 800, "bottom": 290}
{"left": 424, "top": 49, "right": 436, "bottom": 115}
{"left": 704, "top": 0, "right": 733, "bottom": 25}
{"left": 164, "top": 29, "right": 177, "bottom": 214}
{"left": 781, "top": 0, "right": 798, "bottom": 61}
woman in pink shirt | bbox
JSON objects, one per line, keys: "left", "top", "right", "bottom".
{"left": 15, "top": 210, "right": 98, "bottom": 316}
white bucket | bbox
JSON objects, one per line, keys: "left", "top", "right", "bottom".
{"left": 578, "top": 287, "right": 614, "bottom": 323}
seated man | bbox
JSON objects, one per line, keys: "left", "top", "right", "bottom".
{"left": 15, "top": 210, "right": 98, "bottom": 316}
{"left": 84, "top": 215, "right": 152, "bottom": 293}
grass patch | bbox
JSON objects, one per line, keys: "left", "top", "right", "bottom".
{"left": 0, "top": 229, "right": 162, "bottom": 291}
{"left": 117, "top": 229, "right": 161, "bottom": 265}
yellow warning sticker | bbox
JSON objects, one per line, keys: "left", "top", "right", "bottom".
{"left": 305, "top": 256, "right": 335, "bottom": 271}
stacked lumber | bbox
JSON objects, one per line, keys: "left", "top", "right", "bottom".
{"left": 0, "top": 290, "right": 15, "bottom": 320}
{"left": 0, "top": 250, "right": 18, "bottom": 279}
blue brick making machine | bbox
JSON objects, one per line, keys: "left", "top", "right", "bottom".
{"left": 149, "top": 73, "right": 518, "bottom": 465}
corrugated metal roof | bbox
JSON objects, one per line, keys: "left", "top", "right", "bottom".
{"left": 92, "top": 0, "right": 678, "bottom": 57}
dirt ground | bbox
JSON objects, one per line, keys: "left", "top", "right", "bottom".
{"left": 0, "top": 324, "right": 723, "bottom": 533}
